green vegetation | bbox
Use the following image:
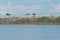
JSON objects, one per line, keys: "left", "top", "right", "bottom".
{"left": 0, "top": 16, "right": 60, "bottom": 24}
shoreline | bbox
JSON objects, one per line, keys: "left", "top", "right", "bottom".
{"left": 0, "top": 15, "right": 60, "bottom": 25}
{"left": 0, "top": 23, "right": 60, "bottom": 25}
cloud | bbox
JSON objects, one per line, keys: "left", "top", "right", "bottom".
{"left": 0, "top": 5, "right": 43, "bottom": 15}
{"left": 16, "top": 0, "right": 52, "bottom": 2}
{"left": 49, "top": 3, "right": 60, "bottom": 12}
{"left": 53, "top": 4, "right": 60, "bottom": 12}
{"left": 47, "top": 0, "right": 53, "bottom": 3}
{"left": 12, "top": 5, "right": 43, "bottom": 14}
{"left": 34, "top": 0, "right": 53, "bottom": 2}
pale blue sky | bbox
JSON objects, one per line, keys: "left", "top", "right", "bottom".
{"left": 0, "top": 0, "right": 60, "bottom": 16}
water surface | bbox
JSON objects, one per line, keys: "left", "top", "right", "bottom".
{"left": 0, "top": 25, "right": 60, "bottom": 40}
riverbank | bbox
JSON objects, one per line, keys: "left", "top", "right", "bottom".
{"left": 0, "top": 15, "right": 60, "bottom": 24}
{"left": 0, "top": 22, "right": 60, "bottom": 25}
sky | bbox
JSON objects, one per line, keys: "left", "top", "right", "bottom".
{"left": 0, "top": 0, "right": 60, "bottom": 16}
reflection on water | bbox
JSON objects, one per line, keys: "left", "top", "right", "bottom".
{"left": 0, "top": 25, "right": 60, "bottom": 40}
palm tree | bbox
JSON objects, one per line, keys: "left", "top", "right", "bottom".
{"left": 6, "top": 13, "right": 11, "bottom": 23}
{"left": 32, "top": 13, "right": 36, "bottom": 15}
{"left": 6, "top": 13, "right": 10, "bottom": 16}
{"left": 32, "top": 13, "right": 36, "bottom": 23}
{"left": 6, "top": 13, "right": 11, "bottom": 19}
{"left": 32, "top": 13, "right": 36, "bottom": 19}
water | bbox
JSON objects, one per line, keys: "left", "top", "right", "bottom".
{"left": 0, "top": 25, "right": 60, "bottom": 40}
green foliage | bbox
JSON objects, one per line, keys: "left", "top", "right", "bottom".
{"left": 0, "top": 16, "right": 60, "bottom": 24}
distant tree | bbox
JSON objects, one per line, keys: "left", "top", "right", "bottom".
{"left": 6, "top": 13, "right": 11, "bottom": 20}
{"left": 32, "top": 13, "right": 36, "bottom": 22}
{"left": 6, "top": 13, "right": 11, "bottom": 16}
{"left": 6, "top": 13, "right": 11, "bottom": 23}
{"left": 55, "top": 17, "right": 60, "bottom": 22}
{"left": 32, "top": 13, "right": 36, "bottom": 15}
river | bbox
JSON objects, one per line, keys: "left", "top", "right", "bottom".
{"left": 0, "top": 25, "right": 60, "bottom": 40}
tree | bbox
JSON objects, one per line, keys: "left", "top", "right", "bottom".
{"left": 6, "top": 13, "right": 11, "bottom": 23}
{"left": 32, "top": 13, "right": 36, "bottom": 15}
{"left": 6, "top": 13, "right": 11, "bottom": 16}
{"left": 32, "top": 13, "right": 36, "bottom": 23}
